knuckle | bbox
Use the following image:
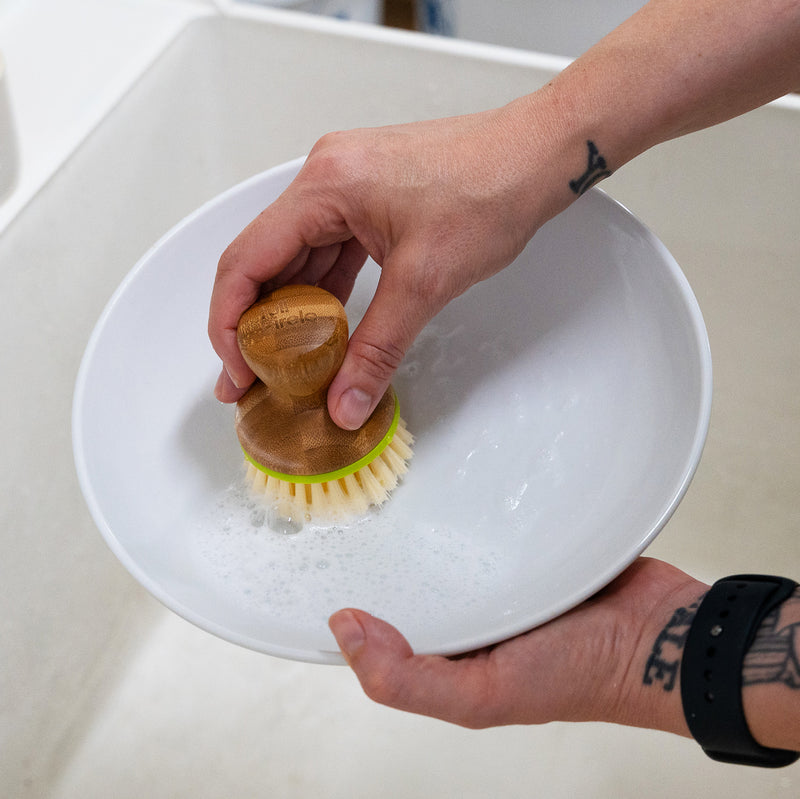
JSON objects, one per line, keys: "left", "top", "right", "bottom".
{"left": 394, "top": 259, "right": 464, "bottom": 318}
{"left": 448, "top": 658, "right": 511, "bottom": 730}
{"left": 305, "top": 131, "right": 360, "bottom": 184}
{"left": 454, "top": 694, "right": 503, "bottom": 730}
{"left": 217, "top": 231, "right": 250, "bottom": 276}
{"left": 359, "top": 667, "right": 406, "bottom": 709}
{"left": 347, "top": 337, "right": 406, "bottom": 384}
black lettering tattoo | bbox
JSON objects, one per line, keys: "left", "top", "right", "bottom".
{"left": 569, "top": 140, "right": 613, "bottom": 196}
{"left": 643, "top": 598, "right": 703, "bottom": 691}
{"left": 743, "top": 587, "right": 800, "bottom": 689}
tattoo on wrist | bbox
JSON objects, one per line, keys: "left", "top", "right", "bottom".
{"left": 569, "top": 140, "right": 613, "bottom": 196}
{"left": 643, "top": 596, "right": 704, "bottom": 691}
{"left": 743, "top": 587, "right": 800, "bottom": 689}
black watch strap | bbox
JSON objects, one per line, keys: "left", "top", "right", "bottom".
{"left": 680, "top": 574, "right": 799, "bottom": 767}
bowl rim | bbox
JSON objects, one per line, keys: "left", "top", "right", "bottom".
{"left": 72, "top": 157, "right": 713, "bottom": 664}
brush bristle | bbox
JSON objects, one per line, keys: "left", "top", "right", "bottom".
{"left": 244, "top": 416, "right": 414, "bottom": 524}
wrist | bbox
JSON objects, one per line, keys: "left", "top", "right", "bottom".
{"left": 498, "top": 60, "right": 645, "bottom": 229}
{"left": 557, "top": 559, "right": 707, "bottom": 735}
{"left": 508, "top": 51, "right": 653, "bottom": 192}
{"left": 680, "top": 575, "right": 799, "bottom": 765}
{"left": 490, "top": 88, "right": 615, "bottom": 247}
{"left": 617, "top": 574, "right": 708, "bottom": 738}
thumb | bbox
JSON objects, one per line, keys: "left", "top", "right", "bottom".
{"left": 328, "top": 609, "right": 496, "bottom": 727}
{"left": 328, "top": 610, "right": 446, "bottom": 714}
{"left": 326, "top": 275, "right": 431, "bottom": 431}
{"left": 329, "top": 608, "right": 415, "bottom": 668}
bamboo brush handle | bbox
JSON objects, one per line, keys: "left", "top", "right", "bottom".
{"left": 237, "top": 285, "right": 349, "bottom": 406}
{"left": 234, "top": 284, "right": 397, "bottom": 479}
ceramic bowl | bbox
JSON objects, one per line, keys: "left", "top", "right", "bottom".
{"left": 73, "top": 157, "right": 711, "bottom": 663}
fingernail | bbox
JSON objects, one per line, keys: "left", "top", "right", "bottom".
{"left": 330, "top": 610, "right": 366, "bottom": 659}
{"left": 214, "top": 370, "right": 226, "bottom": 399}
{"left": 225, "top": 365, "right": 243, "bottom": 390}
{"left": 337, "top": 388, "right": 373, "bottom": 430}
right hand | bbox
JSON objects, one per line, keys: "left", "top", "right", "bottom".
{"left": 208, "top": 97, "right": 577, "bottom": 429}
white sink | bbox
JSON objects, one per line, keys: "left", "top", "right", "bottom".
{"left": 1, "top": 8, "right": 798, "bottom": 798}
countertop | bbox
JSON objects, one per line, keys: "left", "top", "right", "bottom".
{"left": 1, "top": 4, "right": 798, "bottom": 797}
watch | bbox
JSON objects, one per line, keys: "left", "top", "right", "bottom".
{"left": 680, "top": 574, "right": 799, "bottom": 767}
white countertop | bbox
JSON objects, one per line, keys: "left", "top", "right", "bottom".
{"left": 0, "top": 5, "right": 798, "bottom": 798}
{"left": 0, "top": 0, "right": 576, "bottom": 234}
{"left": 0, "top": 0, "right": 210, "bottom": 232}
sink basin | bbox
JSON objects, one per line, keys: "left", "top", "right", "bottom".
{"left": 2, "top": 7, "right": 799, "bottom": 797}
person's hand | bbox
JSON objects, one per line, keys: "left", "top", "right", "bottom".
{"left": 328, "top": 557, "right": 706, "bottom": 734}
{"left": 208, "top": 0, "right": 800, "bottom": 432}
{"left": 208, "top": 98, "right": 578, "bottom": 429}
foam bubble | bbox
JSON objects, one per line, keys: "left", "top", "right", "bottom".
{"left": 191, "top": 475, "right": 520, "bottom": 643}
{"left": 187, "top": 316, "right": 582, "bottom": 650}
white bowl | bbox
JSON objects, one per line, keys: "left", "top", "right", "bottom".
{"left": 73, "top": 156, "right": 711, "bottom": 664}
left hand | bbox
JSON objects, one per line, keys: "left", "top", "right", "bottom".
{"left": 329, "top": 557, "right": 705, "bottom": 733}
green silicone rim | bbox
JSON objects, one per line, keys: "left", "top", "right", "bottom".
{"left": 242, "top": 391, "right": 400, "bottom": 484}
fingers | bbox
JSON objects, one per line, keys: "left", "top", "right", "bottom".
{"left": 214, "top": 367, "right": 249, "bottom": 404}
{"left": 208, "top": 188, "right": 365, "bottom": 402}
{"left": 207, "top": 264, "right": 259, "bottom": 399}
{"left": 316, "top": 236, "right": 370, "bottom": 307}
{"left": 326, "top": 267, "right": 436, "bottom": 430}
{"left": 282, "top": 238, "right": 367, "bottom": 295}
{"left": 329, "top": 609, "right": 498, "bottom": 728}
{"left": 209, "top": 208, "right": 305, "bottom": 396}
{"left": 326, "top": 313, "right": 408, "bottom": 431}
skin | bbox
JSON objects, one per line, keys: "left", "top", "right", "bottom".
{"left": 208, "top": 0, "right": 800, "bottom": 748}
{"left": 210, "top": 0, "right": 800, "bottom": 428}
{"left": 328, "top": 560, "right": 800, "bottom": 750}
{"left": 329, "top": 558, "right": 703, "bottom": 735}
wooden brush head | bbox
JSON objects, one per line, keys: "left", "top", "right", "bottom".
{"left": 234, "top": 285, "right": 396, "bottom": 479}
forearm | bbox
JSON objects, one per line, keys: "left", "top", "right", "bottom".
{"left": 505, "top": 0, "right": 800, "bottom": 207}
{"left": 634, "top": 581, "right": 800, "bottom": 753}
{"left": 525, "top": 1, "right": 800, "bottom": 744}
{"left": 742, "top": 587, "right": 800, "bottom": 750}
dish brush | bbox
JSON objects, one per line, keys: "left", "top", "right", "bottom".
{"left": 234, "top": 284, "right": 413, "bottom": 523}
